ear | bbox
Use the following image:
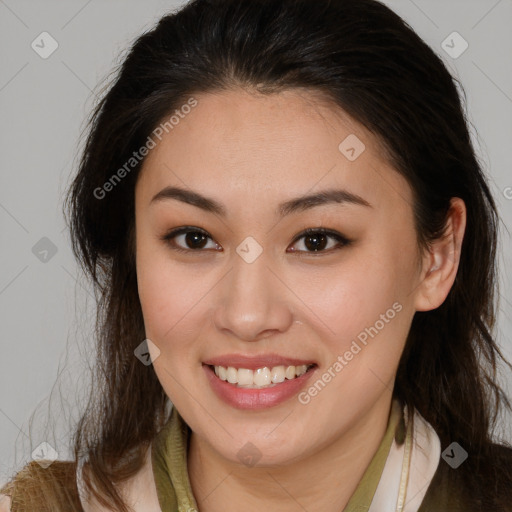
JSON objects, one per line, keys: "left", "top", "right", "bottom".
{"left": 414, "top": 197, "right": 467, "bottom": 312}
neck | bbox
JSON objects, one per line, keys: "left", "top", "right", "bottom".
{"left": 188, "top": 394, "right": 393, "bottom": 512}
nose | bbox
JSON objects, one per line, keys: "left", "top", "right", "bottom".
{"left": 213, "top": 248, "right": 294, "bottom": 342}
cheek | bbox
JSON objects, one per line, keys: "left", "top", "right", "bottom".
{"left": 137, "top": 266, "right": 201, "bottom": 345}
{"left": 135, "top": 244, "right": 202, "bottom": 402}
{"left": 295, "top": 256, "right": 404, "bottom": 338}
{"left": 136, "top": 234, "right": 188, "bottom": 342}
{"left": 135, "top": 225, "right": 219, "bottom": 383}
{"left": 300, "top": 276, "right": 408, "bottom": 411}
{"left": 299, "top": 248, "right": 414, "bottom": 390}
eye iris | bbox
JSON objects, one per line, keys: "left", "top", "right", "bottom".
{"left": 305, "top": 232, "right": 327, "bottom": 251}
{"left": 185, "top": 231, "right": 208, "bottom": 249}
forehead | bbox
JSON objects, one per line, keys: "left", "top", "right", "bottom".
{"left": 136, "top": 88, "right": 413, "bottom": 215}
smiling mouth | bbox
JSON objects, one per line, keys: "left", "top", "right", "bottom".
{"left": 207, "top": 363, "right": 317, "bottom": 389}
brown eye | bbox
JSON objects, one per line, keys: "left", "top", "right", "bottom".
{"left": 181, "top": 231, "right": 209, "bottom": 249}
{"left": 288, "top": 228, "right": 351, "bottom": 254}
{"left": 161, "top": 227, "right": 220, "bottom": 252}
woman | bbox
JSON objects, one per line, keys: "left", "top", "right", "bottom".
{"left": 2, "top": 0, "right": 511, "bottom": 510}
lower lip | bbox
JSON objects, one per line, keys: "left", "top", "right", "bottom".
{"left": 203, "top": 364, "right": 317, "bottom": 410}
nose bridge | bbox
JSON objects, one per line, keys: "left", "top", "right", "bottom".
{"left": 231, "top": 243, "right": 271, "bottom": 302}
{"left": 213, "top": 240, "right": 292, "bottom": 340}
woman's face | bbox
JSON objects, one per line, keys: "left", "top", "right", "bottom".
{"left": 135, "top": 88, "right": 429, "bottom": 465}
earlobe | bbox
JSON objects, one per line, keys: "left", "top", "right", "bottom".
{"left": 414, "top": 197, "right": 466, "bottom": 312}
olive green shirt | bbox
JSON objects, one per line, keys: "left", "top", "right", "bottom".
{"left": 151, "top": 400, "right": 405, "bottom": 512}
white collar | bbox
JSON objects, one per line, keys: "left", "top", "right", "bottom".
{"left": 369, "top": 405, "right": 441, "bottom": 512}
{"left": 76, "top": 404, "right": 441, "bottom": 512}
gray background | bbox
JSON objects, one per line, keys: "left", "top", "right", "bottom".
{"left": 1, "top": 0, "right": 511, "bottom": 487}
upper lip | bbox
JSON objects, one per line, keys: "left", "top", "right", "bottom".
{"left": 203, "top": 353, "right": 317, "bottom": 370}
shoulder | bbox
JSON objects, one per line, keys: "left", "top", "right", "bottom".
{"left": 1, "top": 444, "right": 160, "bottom": 512}
{"left": 420, "top": 442, "right": 512, "bottom": 512}
{"left": 0, "top": 460, "right": 82, "bottom": 512}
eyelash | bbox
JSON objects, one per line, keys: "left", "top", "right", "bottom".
{"left": 159, "top": 226, "right": 352, "bottom": 256}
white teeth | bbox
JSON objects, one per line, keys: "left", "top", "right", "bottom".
{"left": 295, "top": 364, "right": 308, "bottom": 377}
{"left": 285, "top": 366, "right": 296, "bottom": 380}
{"left": 226, "top": 367, "right": 238, "bottom": 384}
{"left": 212, "top": 364, "right": 312, "bottom": 388}
{"left": 254, "top": 367, "right": 271, "bottom": 386}
{"left": 238, "top": 368, "right": 254, "bottom": 386}
{"left": 271, "top": 366, "right": 285, "bottom": 383}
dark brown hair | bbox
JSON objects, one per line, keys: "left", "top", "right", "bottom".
{"left": 9, "top": 0, "right": 512, "bottom": 510}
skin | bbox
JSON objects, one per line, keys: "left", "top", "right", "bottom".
{"left": 134, "top": 88, "right": 466, "bottom": 512}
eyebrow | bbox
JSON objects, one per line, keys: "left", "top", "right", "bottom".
{"left": 150, "top": 186, "right": 372, "bottom": 217}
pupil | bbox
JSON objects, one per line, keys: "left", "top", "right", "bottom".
{"left": 305, "top": 233, "right": 327, "bottom": 251}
